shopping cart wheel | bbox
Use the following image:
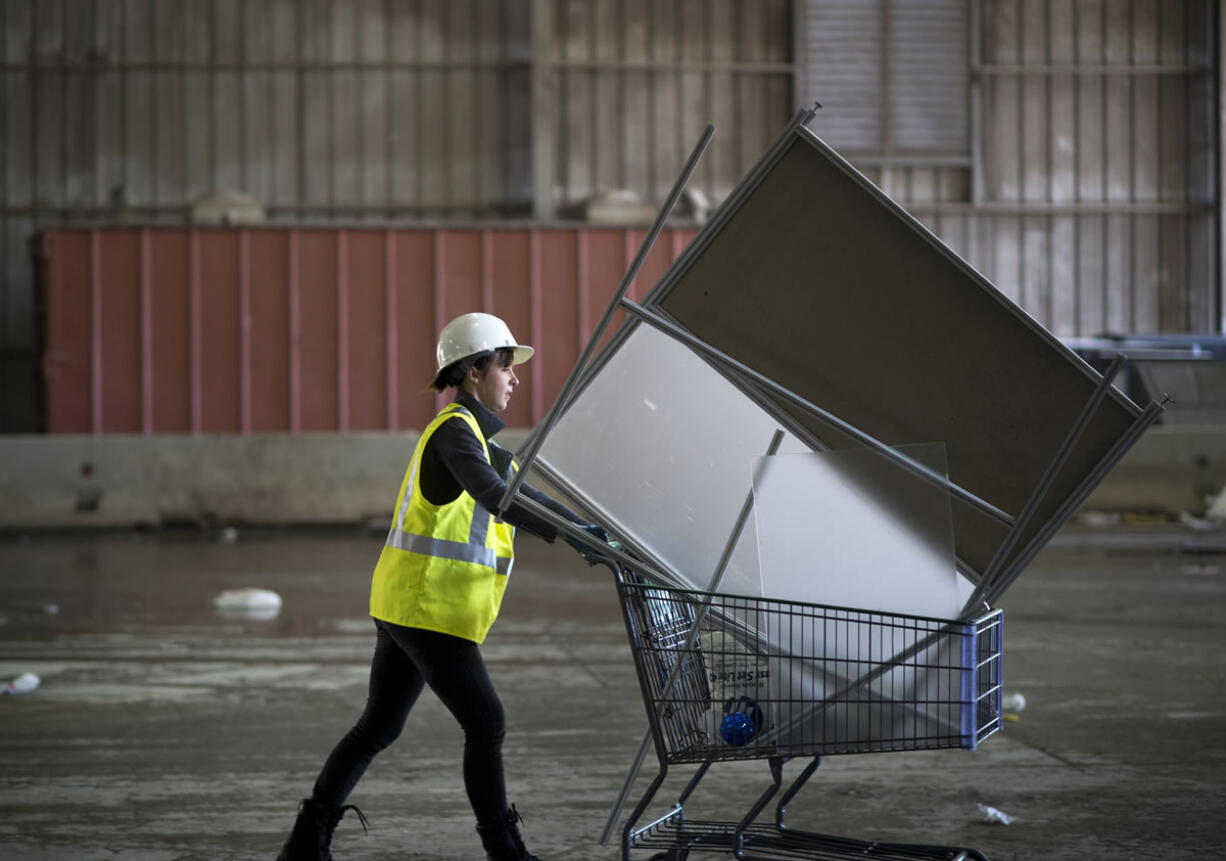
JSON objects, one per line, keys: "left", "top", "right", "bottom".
{"left": 647, "top": 852, "right": 687, "bottom": 861}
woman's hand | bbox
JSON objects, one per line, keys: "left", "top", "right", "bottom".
{"left": 564, "top": 523, "right": 609, "bottom": 564}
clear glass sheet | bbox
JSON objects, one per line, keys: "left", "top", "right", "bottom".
{"left": 537, "top": 322, "right": 809, "bottom": 594}
{"left": 751, "top": 445, "right": 963, "bottom": 749}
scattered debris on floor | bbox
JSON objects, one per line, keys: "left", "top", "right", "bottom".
{"left": 3, "top": 602, "right": 60, "bottom": 621}
{"left": 1179, "top": 511, "right": 1223, "bottom": 532}
{"left": 212, "top": 588, "right": 282, "bottom": 620}
{"left": 977, "top": 804, "right": 1014, "bottom": 826}
{"left": 1002, "top": 692, "right": 1027, "bottom": 713}
{"left": 1206, "top": 487, "right": 1226, "bottom": 522}
{"left": 2, "top": 672, "right": 40, "bottom": 695}
{"left": 1076, "top": 510, "right": 1121, "bottom": 528}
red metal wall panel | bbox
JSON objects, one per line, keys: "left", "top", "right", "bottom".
{"left": 297, "top": 231, "right": 340, "bottom": 432}
{"left": 39, "top": 225, "right": 695, "bottom": 435}
{"left": 248, "top": 231, "right": 291, "bottom": 433}
{"left": 436, "top": 231, "right": 485, "bottom": 414}
{"left": 149, "top": 230, "right": 191, "bottom": 432}
{"left": 197, "top": 231, "right": 241, "bottom": 433}
{"left": 392, "top": 231, "right": 437, "bottom": 432}
{"left": 536, "top": 230, "right": 580, "bottom": 426}
{"left": 99, "top": 230, "right": 142, "bottom": 433}
{"left": 344, "top": 230, "right": 390, "bottom": 431}
{"left": 43, "top": 230, "right": 93, "bottom": 432}
{"left": 632, "top": 228, "right": 677, "bottom": 299}
{"left": 584, "top": 230, "right": 633, "bottom": 357}
{"left": 489, "top": 231, "right": 534, "bottom": 430}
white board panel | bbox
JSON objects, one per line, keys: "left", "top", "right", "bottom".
{"left": 537, "top": 322, "right": 809, "bottom": 596}
{"left": 753, "top": 444, "right": 959, "bottom": 620}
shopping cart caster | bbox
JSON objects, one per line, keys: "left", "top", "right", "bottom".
{"left": 647, "top": 852, "right": 688, "bottom": 861}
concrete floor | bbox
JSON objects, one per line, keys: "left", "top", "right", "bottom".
{"left": 0, "top": 526, "right": 1223, "bottom": 861}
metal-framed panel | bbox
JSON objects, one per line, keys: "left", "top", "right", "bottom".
{"left": 509, "top": 117, "right": 1159, "bottom": 608}
{"left": 503, "top": 115, "right": 1165, "bottom": 849}
{"left": 642, "top": 123, "right": 1146, "bottom": 582}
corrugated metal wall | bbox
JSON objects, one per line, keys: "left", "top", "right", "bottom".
{"left": 1, "top": 0, "right": 796, "bottom": 432}
{"left": 802, "top": 0, "right": 1220, "bottom": 339}
{"left": 547, "top": 0, "right": 794, "bottom": 209}
{"left": 5, "top": 1, "right": 1221, "bottom": 434}
{"left": 40, "top": 225, "right": 697, "bottom": 434}
{"left": 4, "top": 0, "right": 535, "bottom": 220}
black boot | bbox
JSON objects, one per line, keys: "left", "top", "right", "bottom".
{"left": 475, "top": 805, "right": 542, "bottom": 861}
{"left": 275, "top": 798, "right": 368, "bottom": 861}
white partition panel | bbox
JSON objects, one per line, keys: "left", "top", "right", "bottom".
{"left": 752, "top": 445, "right": 959, "bottom": 619}
{"left": 537, "top": 322, "right": 809, "bottom": 594}
{"left": 747, "top": 445, "right": 965, "bottom": 749}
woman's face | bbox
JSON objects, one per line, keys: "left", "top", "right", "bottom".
{"left": 468, "top": 359, "right": 518, "bottom": 412}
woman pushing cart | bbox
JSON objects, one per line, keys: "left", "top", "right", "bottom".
{"left": 274, "top": 312, "right": 607, "bottom": 861}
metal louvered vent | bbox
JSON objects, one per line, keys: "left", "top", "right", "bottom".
{"left": 802, "top": 0, "right": 969, "bottom": 162}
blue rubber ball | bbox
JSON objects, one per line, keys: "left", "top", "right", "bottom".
{"left": 720, "top": 711, "right": 756, "bottom": 746}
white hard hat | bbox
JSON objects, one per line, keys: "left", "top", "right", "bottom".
{"left": 435, "top": 312, "right": 534, "bottom": 372}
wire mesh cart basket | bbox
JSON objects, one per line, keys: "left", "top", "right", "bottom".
{"left": 611, "top": 564, "right": 1004, "bottom": 861}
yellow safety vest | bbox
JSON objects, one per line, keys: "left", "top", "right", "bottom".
{"left": 370, "top": 403, "right": 516, "bottom": 643}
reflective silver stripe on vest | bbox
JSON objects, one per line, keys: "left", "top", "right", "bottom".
{"left": 387, "top": 529, "right": 513, "bottom": 575}
{"left": 390, "top": 405, "right": 465, "bottom": 540}
{"left": 385, "top": 403, "right": 512, "bottom": 576}
{"left": 388, "top": 403, "right": 463, "bottom": 542}
{"left": 389, "top": 456, "right": 421, "bottom": 542}
{"left": 469, "top": 504, "right": 490, "bottom": 546}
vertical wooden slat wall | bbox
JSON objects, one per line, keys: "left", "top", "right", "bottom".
{"left": 551, "top": 0, "right": 794, "bottom": 209}
{"left": 963, "top": 0, "right": 1219, "bottom": 337}
{"left": 7, "top": 1, "right": 1221, "bottom": 433}
{"left": 40, "top": 225, "right": 698, "bottom": 435}
{"left": 1, "top": 0, "right": 793, "bottom": 431}
{"left": 802, "top": 0, "right": 1219, "bottom": 339}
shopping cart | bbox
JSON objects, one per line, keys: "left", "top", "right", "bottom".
{"left": 499, "top": 116, "right": 1156, "bottom": 861}
{"left": 609, "top": 562, "right": 1004, "bottom": 861}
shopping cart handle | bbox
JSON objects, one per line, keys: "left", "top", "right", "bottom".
{"left": 587, "top": 540, "right": 643, "bottom": 581}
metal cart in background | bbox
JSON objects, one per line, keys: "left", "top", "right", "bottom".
{"left": 608, "top": 562, "right": 1004, "bottom": 861}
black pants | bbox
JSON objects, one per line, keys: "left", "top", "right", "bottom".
{"left": 311, "top": 619, "right": 508, "bottom": 824}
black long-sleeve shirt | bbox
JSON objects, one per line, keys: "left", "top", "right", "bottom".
{"left": 418, "top": 390, "right": 585, "bottom": 540}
